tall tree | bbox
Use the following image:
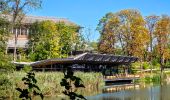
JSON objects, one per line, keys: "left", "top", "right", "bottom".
{"left": 0, "top": 17, "right": 14, "bottom": 71}
{"left": 29, "top": 21, "right": 60, "bottom": 61}
{"left": 154, "top": 15, "right": 170, "bottom": 71}
{"left": 0, "top": 0, "right": 42, "bottom": 61}
{"left": 0, "top": 17, "right": 10, "bottom": 52}
{"left": 145, "top": 15, "right": 160, "bottom": 61}
{"left": 117, "top": 9, "right": 149, "bottom": 58}
{"left": 97, "top": 13, "right": 120, "bottom": 54}
{"left": 97, "top": 9, "right": 149, "bottom": 60}
{"left": 56, "top": 22, "right": 81, "bottom": 57}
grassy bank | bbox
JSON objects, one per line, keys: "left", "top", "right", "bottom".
{"left": 0, "top": 71, "right": 104, "bottom": 99}
{"left": 134, "top": 71, "right": 170, "bottom": 86}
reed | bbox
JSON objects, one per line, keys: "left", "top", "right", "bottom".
{"left": 0, "top": 71, "right": 104, "bottom": 98}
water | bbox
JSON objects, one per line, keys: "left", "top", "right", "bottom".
{"left": 86, "top": 84, "right": 170, "bottom": 100}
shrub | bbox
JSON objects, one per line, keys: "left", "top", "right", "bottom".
{"left": 142, "top": 62, "right": 150, "bottom": 69}
{"left": 22, "top": 65, "right": 32, "bottom": 73}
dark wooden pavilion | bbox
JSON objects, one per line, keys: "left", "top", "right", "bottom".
{"left": 30, "top": 53, "right": 138, "bottom": 74}
{"left": 14, "top": 53, "right": 139, "bottom": 84}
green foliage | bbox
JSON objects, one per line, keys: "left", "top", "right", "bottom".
{"left": 165, "top": 61, "right": 170, "bottom": 68}
{"left": 151, "top": 59, "right": 160, "bottom": 69}
{"left": 60, "top": 67, "right": 86, "bottom": 100}
{"left": 56, "top": 22, "right": 81, "bottom": 57}
{"left": 0, "top": 17, "right": 15, "bottom": 71}
{"left": 28, "top": 21, "right": 81, "bottom": 61}
{"left": 0, "top": 73, "right": 12, "bottom": 98}
{"left": 142, "top": 62, "right": 150, "bottom": 69}
{"left": 22, "top": 65, "right": 32, "bottom": 73}
{"left": 138, "top": 74, "right": 161, "bottom": 84}
{"left": 28, "top": 21, "right": 60, "bottom": 61}
{"left": 0, "top": 17, "right": 10, "bottom": 51}
{"left": 16, "top": 71, "right": 43, "bottom": 100}
{"left": 0, "top": 52, "right": 15, "bottom": 71}
{"left": 131, "top": 62, "right": 140, "bottom": 69}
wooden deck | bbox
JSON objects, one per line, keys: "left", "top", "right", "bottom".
{"left": 103, "top": 83, "right": 140, "bottom": 93}
{"left": 104, "top": 74, "right": 140, "bottom": 85}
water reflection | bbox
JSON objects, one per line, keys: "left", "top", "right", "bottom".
{"left": 87, "top": 84, "right": 170, "bottom": 100}
{"left": 103, "top": 84, "right": 140, "bottom": 93}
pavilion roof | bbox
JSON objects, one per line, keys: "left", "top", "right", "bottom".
{"left": 31, "top": 53, "right": 138, "bottom": 67}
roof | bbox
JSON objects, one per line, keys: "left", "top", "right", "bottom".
{"left": 0, "top": 14, "right": 77, "bottom": 25}
{"left": 31, "top": 53, "right": 138, "bottom": 67}
{"left": 13, "top": 61, "right": 33, "bottom": 65}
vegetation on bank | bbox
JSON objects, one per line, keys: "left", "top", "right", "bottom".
{"left": 0, "top": 71, "right": 104, "bottom": 99}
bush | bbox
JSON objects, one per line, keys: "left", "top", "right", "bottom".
{"left": 142, "top": 62, "right": 150, "bottom": 69}
{"left": 22, "top": 65, "right": 32, "bottom": 72}
{"left": 0, "top": 52, "right": 15, "bottom": 72}
{"left": 0, "top": 73, "right": 13, "bottom": 98}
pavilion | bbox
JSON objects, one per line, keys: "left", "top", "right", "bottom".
{"left": 30, "top": 53, "right": 138, "bottom": 75}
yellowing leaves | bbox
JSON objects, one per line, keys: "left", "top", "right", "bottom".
{"left": 98, "top": 9, "right": 150, "bottom": 58}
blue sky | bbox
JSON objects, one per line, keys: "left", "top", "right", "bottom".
{"left": 29, "top": 0, "right": 170, "bottom": 42}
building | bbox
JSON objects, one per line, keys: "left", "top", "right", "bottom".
{"left": 14, "top": 52, "right": 139, "bottom": 84}
{"left": 0, "top": 15, "right": 78, "bottom": 53}
{"left": 30, "top": 53, "right": 138, "bottom": 72}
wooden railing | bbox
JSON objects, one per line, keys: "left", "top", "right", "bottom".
{"left": 105, "top": 74, "right": 140, "bottom": 80}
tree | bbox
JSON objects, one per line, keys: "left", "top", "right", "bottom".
{"left": 28, "top": 21, "right": 60, "bottom": 61}
{"left": 97, "top": 9, "right": 149, "bottom": 60}
{"left": 154, "top": 15, "right": 170, "bottom": 72}
{"left": 56, "top": 22, "right": 81, "bottom": 57}
{"left": 145, "top": 15, "right": 160, "bottom": 61}
{"left": 97, "top": 13, "right": 120, "bottom": 54}
{"left": 0, "top": 17, "right": 14, "bottom": 71}
{"left": 117, "top": 9, "right": 149, "bottom": 58}
{"left": 0, "top": 17, "right": 10, "bottom": 52}
{"left": 28, "top": 21, "right": 81, "bottom": 61}
{"left": 0, "top": 0, "right": 42, "bottom": 61}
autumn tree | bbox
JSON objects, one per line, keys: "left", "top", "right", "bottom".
{"left": 154, "top": 15, "right": 170, "bottom": 71}
{"left": 117, "top": 10, "right": 149, "bottom": 58}
{"left": 97, "top": 13, "right": 120, "bottom": 54}
{"left": 145, "top": 15, "right": 160, "bottom": 61}
{"left": 97, "top": 9, "right": 149, "bottom": 60}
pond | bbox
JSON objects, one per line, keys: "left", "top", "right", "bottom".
{"left": 86, "top": 83, "right": 170, "bottom": 100}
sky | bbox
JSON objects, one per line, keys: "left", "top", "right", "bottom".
{"left": 29, "top": 0, "right": 170, "bottom": 42}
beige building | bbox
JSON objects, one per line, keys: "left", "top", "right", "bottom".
{"left": 2, "top": 15, "right": 77, "bottom": 52}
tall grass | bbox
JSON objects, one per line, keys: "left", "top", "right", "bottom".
{"left": 0, "top": 71, "right": 104, "bottom": 99}
{"left": 135, "top": 72, "right": 162, "bottom": 85}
